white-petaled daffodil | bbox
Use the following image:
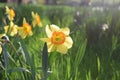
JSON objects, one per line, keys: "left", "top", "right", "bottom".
{"left": 41, "top": 24, "right": 73, "bottom": 54}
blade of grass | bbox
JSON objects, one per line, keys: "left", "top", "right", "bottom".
{"left": 2, "top": 44, "right": 9, "bottom": 80}
{"left": 7, "top": 67, "right": 31, "bottom": 73}
{"left": 74, "top": 39, "right": 87, "bottom": 68}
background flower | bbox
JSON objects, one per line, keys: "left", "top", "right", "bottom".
{"left": 18, "top": 18, "right": 33, "bottom": 39}
{"left": 4, "top": 21, "right": 18, "bottom": 36}
{"left": 31, "top": 11, "right": 42, "bottom": 27}
{"left": 5, "top": 6, "right": 15, "bottom": 21}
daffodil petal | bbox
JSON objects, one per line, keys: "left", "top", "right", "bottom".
{"left": 5, "top": 6, "right": 9, "bottom": 14}
{"left": 60, "top": 27, "right": 70, "bottom": 35}
{"left": 31, "top": 11, "right": 35, "bottom": 18}
{"left": 10, "top": 25, "right": 18, "bottom": 36}
{"left": 0, "top": 34, "right": 6, "bottom": 38}
{"left": 63, "top": 37, "right": 73, "bottom": 48}
{"left": 46, "top": 25, "right": 52, "bottom": 38}
{"left": 29, "top": 31, "right": 33, "bottom": 36}
{"left": 50, "top": 24, "right": 60, "bottom": 32}
{"left": 56, "top": 44, "right": 68, "bottom": 54}
{"left": 4, "top": 26, "right": 9, "bottom": 33}
{"left": 23, "top": 18, "right": 27, "bottom": 24}
{"left": 47, "top": 43, "right": 56, "bottom": 52}
{"left": 10, "top": 21, "right": 14, "bottom": 26}
{"left": 40, "top": 38, "right": 50, "bottom": 42}
{"left": 18, "top": 28, "right": 26, "bottom": 39}
{"left": 32, "top": 20, "right": 36, "bottom": 27}
{"left": 21, "top": 33, "right": 27, "bottom": 39}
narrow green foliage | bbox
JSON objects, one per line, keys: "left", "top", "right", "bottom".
{"left": 74, "top": 39, "right": 87, "bottom": 68}
{"left": 42, "top": 43, "right": 48, "bottom": 80}
{"left": 7, "top": 67, "right": 30, "bottom": 73}
{"left": 86, "top": 70, "right": 91, "bottom": 80}
{"left": 2, "top": 44, "right": 9, "bottom": 80}
{"left": 97, "top": 56, "right": 101, "bottom": 73}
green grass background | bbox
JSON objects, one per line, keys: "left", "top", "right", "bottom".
{"left": 0, "top": 3, "right": 120, "bottom": 80}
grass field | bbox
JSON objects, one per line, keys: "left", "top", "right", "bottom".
{"left": 0, "top": 4, "right": 120, "bottom": 80}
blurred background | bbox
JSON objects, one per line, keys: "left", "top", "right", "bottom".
{"left": 1, "top": 0, "right": 120, "bottom": 80}
{"left": 0, "top": 0, "right": 120, "bottom": 6}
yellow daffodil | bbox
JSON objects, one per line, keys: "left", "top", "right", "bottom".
{"left": 0, "top": 34, "right": 6, "bottom": 54}
{"left": 31, "top": 11, "right": 42, "bottom": 27}
{"left": 41, "top": 24, "right": 73, "bottom": 54}
{"left": 5, "top": 6, "right": 15, "bottom": 21}
{"left": 18, "top": 18, "right": 33, "bottom": 39}
{"left": 4, "top": 21, "right": 18, "bottom": 36}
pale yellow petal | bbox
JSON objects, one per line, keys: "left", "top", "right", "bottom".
{"left": 10, "top": 28, "right": 17, "bottom": 36}
{"left": 4, "top": 26, "right": 9, "bottom": 33}
{"left": 0, "top": 34, "right": 6, "bottom": 38}
{"left": 0, "top": 45, "right": 2, "bottom": 54}
{"left": 5, "top": 6, "right": 9, "bottom": 14}
{"left": 63, "top": 37, "right": 73, "bottom": 49}
{"left": 47, "top": 43, "right": 56, "bottom": 52}
{"left": 32, "top": 20, "right": 36, "bottom": 27}
{"left": 18, "top": 28, "right": 26, "bottom": 39}
{"left": 10, "top": 25, "right": 18, "bottom": 36}
{"left": 40, "top": 38, "right": 50, "bottom": 42}
{"left": 23, "top": 18, "right": 27, "bottom": 24}
{"left": 29, "top": 31, "right": 33, "bottom": 36}
{"left": 60, "top": 27, "right": 70, "bottom": 35}
{"left": 21, "top": 33, "right": 27, "bottom": 39}
{"left": 50, "top": 24, "right": 60, "bottom": 32}
{"left": 31, "top": 11, "right": 35, "bottom": 18}
{"left": 10, "top": 21, "right": 14, "bottom": 26}
{"left": 46, "top": 25, "right": 52, "bottom": 38}
{"left": 56, "top": 44, "right": 68, "bottom": 54}
{"left": 40, "top": 38, "right": 56, "bottom": 52}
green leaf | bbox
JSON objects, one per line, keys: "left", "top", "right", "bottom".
{"left": 7, "top": 67, "right": 30, "bottom": 73}
{"left": 2, "top": 44, "right": 9, "bottom": 80}
{"left": 2, "top": 44, "right": 9, "bottom": 69}
{"left": 20, "top": 40, "right": 35, "bottom": 80}
{"left": 30, "top": 54, "right": 36, "bottom": 80}
{"left": 20, "top": 40, "right": 31, "bottom": 64}
{"left": 74, "top": 39, "right": 87, "bottom": 67}
{"left": 42, "top": 43, "right": 48, "bottom": 79}
{"left": 7, "top": 52, "right": 17, "bottom": 66}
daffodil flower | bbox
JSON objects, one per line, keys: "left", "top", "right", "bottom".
{"left": 0, "top": 34, "right": 6, "bottom": 54}
{"left": 4, "top": 21, "right": 18, "bottom": 36}
{"left": 18, "top": 18, "right": 33, "bottom": 39}
{"left": 41, "top": 24, "right": 73, "bottom": 54}
{"left": 5, "top": 6, "right": 15, "bottom": 21}
{"left": 31, "top": 11, "right": 42, "bottom": 27}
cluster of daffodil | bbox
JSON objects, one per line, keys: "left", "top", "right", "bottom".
{"left": 4, "top": 6, "right": 42, "bottom": 38}
{"left": 0, "top": 6, "right": 42, "bottom": 54}
{"left": 0, "top": 6, "right": 73, "bottom": 54}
